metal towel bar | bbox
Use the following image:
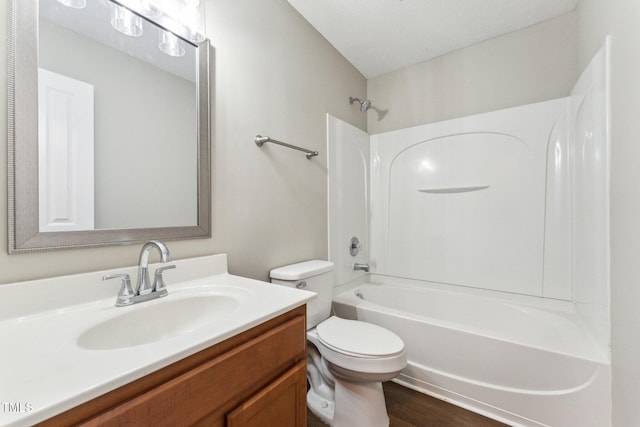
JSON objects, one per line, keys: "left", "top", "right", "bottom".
{"left": 254, "top": 135, "right": 319, "bottom": 159}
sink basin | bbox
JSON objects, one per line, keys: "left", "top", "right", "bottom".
{"left": 77, "top": 295, "right": 240, "bottom": 350}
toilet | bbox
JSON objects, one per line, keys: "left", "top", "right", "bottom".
{"left": 270, "top": 260, "right": 406, "bottom": 427}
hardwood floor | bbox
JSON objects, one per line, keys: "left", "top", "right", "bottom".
{"left": 307, "top": 381, "right": 508, "bottom": 427}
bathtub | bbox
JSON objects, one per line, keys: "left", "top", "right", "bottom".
{"left": 332, "top": 275, "right": 611, "bottom": 427}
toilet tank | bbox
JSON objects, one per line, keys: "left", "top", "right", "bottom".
{"left": 270, "top": 260, "right": 335, "bottom": 329}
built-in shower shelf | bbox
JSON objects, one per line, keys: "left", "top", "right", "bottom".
{"left": 418, "top": 185, "right": 490, "bottom": 194}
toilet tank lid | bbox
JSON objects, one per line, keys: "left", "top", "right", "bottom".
{"left": 270, "top": 260, "right": 335, "bottom": 280}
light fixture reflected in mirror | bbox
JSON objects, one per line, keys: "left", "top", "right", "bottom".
{"left": 55, "top": 0, "right": 86, "bottom": 8}
{"left": 159, "top": 30, "right": 186, "bottom": 57}
{"left": 110, "top": 4, "right": 143, "bottom": 36}
{"left": 153, "top": 0, "right": 206, "bottom": 42}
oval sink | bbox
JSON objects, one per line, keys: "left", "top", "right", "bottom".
{"left": 77, "top": 295, "right": 239, "bottom": 350}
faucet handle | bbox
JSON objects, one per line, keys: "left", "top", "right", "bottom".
{"left": 152, "top": 265, "right": 176, "bottom": 297}
{"left": 103, "top": 274, "right": 134, "bottom": 306}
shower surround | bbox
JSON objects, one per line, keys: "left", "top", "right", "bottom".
{"left": 327, "top": 41, "right": 611, "bottom": 427}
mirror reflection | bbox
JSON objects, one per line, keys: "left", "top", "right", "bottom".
{"left": 38, "top": 0, "right": 198, "bottom": 232}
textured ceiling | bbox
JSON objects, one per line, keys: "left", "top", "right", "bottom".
{"left": 287, "top": 0, "right": 578, "bottom": 78}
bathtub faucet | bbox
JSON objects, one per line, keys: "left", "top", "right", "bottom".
{"left": 353, "top": 263, "right": 369, "bottom": 273}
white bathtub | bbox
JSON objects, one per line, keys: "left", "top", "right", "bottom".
{"left": 332, "top": 275, "right": 611, "bottom": 427}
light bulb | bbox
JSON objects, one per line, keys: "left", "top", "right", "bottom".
{"left": 110, "top": 4, "right": 143, "bottom": 37}
{"left": 159, "top": 30, "right": 185, "bottom": 57}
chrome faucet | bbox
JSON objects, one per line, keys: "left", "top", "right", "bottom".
{"left": 353, "top": 262, "right": 369, "bottom": 272}
{"left": 136, "top": 240, "right": 172, "bottom": 296}
{"left": 103, "top": 240, "right": 175, "bottom": 306}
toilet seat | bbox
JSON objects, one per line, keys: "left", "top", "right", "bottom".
{"left": 316, "top": 316, "right": 404, "bottom": 358}
{"left": 308, "top": 317, "right": 407, "bottom": 379}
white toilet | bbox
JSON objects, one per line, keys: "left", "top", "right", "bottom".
{"left": 270, "top": 260, "right": 406, "bottom": 427}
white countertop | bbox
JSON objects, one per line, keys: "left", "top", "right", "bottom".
{"left": 0, "top": 254, "right": 315, "bottom": 426}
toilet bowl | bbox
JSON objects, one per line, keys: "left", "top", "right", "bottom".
{"left": 270, "top": 260, "right": 407, "bottom": 427}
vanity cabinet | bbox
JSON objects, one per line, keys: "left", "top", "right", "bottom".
{"left": 38, "top": 306, "right": 307, "bottom": 427}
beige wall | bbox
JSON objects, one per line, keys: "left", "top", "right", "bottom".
{"left": 576, "top": 1, "right": 640, "bottom": 425}
{"left": 0, "top": 0, "right": 366, "bottom": 284}
{"left": 367, "top": 12, "right": 577, "bottom": 134}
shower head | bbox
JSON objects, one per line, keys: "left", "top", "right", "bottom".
{"left": 349, "top": 96, "right": 372, "bottom": 112}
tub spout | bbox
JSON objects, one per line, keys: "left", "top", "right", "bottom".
{"left": 353, "top": 263, "right": 369, "bottom": 272}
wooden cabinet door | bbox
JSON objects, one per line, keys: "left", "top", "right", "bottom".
{"left": 227, "top": 361, "right": 307, "bottom": 427}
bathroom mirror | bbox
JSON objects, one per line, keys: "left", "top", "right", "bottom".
{"left": 8, "top": 0, "right": 211, "bottom": 252}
